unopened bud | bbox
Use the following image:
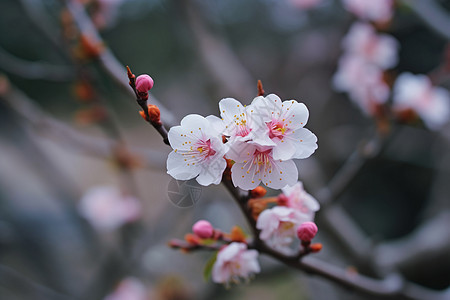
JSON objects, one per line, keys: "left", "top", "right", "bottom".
{"left": 192, "top": 220, "right": 214, "bottom": 239}
{"left": 251, "top": 186, "right": 267, "bottom": 198}
{"left": 136, "top": 74, "right": 154, "bottom": 93}
{"left": 147, "top": 104, "right": 161, "bottom": 124}
{"left": 297, "top": 222, "right": 318, "bottom": 242}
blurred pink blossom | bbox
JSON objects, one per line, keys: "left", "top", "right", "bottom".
{"left": 256, "top": 206, "right": 310, "bottom": 253}
{"left": 342, "top": 22, "right": 399, "bottom": 70}
{"left": 212, "top": 242, "right": 260, "bottom": 284}
{"left": 281, "top": 181, "right": 320, "bottom": 219}
{"left": 393, "top": 73, "right": 450, "bottom": 130}
{"left": 192, "top": 220, "right": 214, "bottom": 239}
{"left": 333, "top": 55, "right": 390, "bottom": 114}
{"left": 341, "top": 0, "right": 394, "bottom": 23}
{"left": 104, "top": 277, "right": 147, "bottom": 300}
{"left": 78, "top": 186, "right": 141, "bottom": 231}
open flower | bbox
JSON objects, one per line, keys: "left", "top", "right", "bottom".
{"left": 167, "top": 114, "right": 228, "bottom": 186}
{"left": 252, "top": 94, "right": 318, "bottom": 160}
{"left": 212, "top": 242, "right": 260, "bottom": 284}
{"left": 281, "top": 181, "right": 320, "bottom": 219}
{"left": 342, "top": 22, "right": 399, "bottom": 70}
{"left": 393, "top": 73, "right": 450, "bottom": 130}
{"left": 78, "top": 186, "right": 141, "bottom": 231}
{"left": 227, "top": 143, "right": 298, "bottom": 190}
{"left": 207, "top": 97, "right": 273, "bottom": 147}
{"left": 341, "top": 0, "right": 394, "bottom": 23}
{"left": 256, "top": 206, "right": 310, "bottom": 253}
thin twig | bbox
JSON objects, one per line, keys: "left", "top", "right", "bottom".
{"left": 61, "top": 0, "right": 176, "bottom": 126}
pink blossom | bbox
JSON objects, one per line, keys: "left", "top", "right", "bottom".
{"left": 297, "top": 221, "right": 318, "bottom": 242}
{"left": 342, "top": 22, "right": 399, "bottom": 70}
{"left": 212, "top": 242, "right": 260, "bottom": 284}
{"left": 251, "top": 94, "right": 318, "bottom": 161}
{"left": 393, "top": 73, "right": 450, "bottom": 130}
{"left": 256, "top": 206, "right": 310, "bottom": 253}
{"left": 135, "top": 74, "right": 154, "bottom": 93}
{"left": 167, "top": 114, "right": 229, "bottom": 186}
{"left": 333, "top": 55, "right": 390, "bottom": 115}
{"left": 281, "top": 181, "right": 320, "bottom": 219}
{"left": 78, "top": 186, "right": 141, "bottom": 231}
{"left": 341, "top": 0, "right": 394, "bottom": 23}
{"left": 192, "top": 220, "right": 214, "bottom": 239}
{"left": 104, "top": 277, "right": 147, "bottom": 300}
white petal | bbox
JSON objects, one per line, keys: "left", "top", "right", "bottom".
{"left": 196, "top": 158, "right": 227, "bottom": 186}
{"left": 166, "top": 151, "right": 201, "bottom": 180}
{"left": 272, "top": 138, "right": 296, "bottom": 161}
{"left": 231, "top": 162, "right": 260, "bottom": 190}
{"left": 289, "top": 128, "right": 318, "bottom": 159}
{"left": 281, "top": 101, "right": 309, "bottom": 130}
{"left": 265, "top": 159, "right": 298, "bottom": 189}
{"left": 226, "top": 141, "right": 257, "bottom": 162}
{"left": 206, "top": 115, "right": 226, "bottom": 135}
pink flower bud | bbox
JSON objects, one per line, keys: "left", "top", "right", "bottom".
{"left": 192, "top": 220, "right": 214, "bottom": 239}
{"left": 135, "top": 74, "right": 154, "bottom": 93}
{"left": 297, "top": 222, "right": 318, "bottom": 242}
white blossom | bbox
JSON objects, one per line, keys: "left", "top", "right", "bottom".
{"left": 167, "top": 114, "right": 228, "bottom": 186}
{"left": 393, "top": 73, "right": 450, "bottom": 130}
{"left": 212, "top": 242, "right": 260, "bottom": 284}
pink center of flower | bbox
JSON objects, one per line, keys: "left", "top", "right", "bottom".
{"left": 251, "top": 149, "right": 274, "bottom": 174}
{"left": 196, "top": 139, "right": 216, "bottom": 158}
{"left": 268, "top": 121, "right": 286, "bottom": 139}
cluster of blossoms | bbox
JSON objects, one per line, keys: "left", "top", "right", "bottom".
{"left": 333, "top": 22, "right": 399, "bottom": 115}
{"left": 78, "top": 186, "right": 141, "bottom": 231}
{"left": 166, "top": 94, "right": 318, "bottom": 189}
{"left": 171, "top": 181, "right": 320, "bottom": 285}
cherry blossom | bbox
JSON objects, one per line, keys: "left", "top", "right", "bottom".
{"left": 167, "top": 114, "right": 229, "bottom": 186}
{"left": 78, "top": 186, "right": 141, "bottom": 231}
{"left": 281, "top": 181, "right": 320, "bottom": 219}
{"left": 333, "top": 55, "right": 390, "bottom": 114}
{"left": 342, "top": 22, "right": 399, "bottom": 70}
{"left": 212, "top": 242, "right": 260, "bottom": 284}
{"left": 104, "top": 277, "right": 147, "bottom": 300}
{"left": 341, "top": 0, "right": 394, "bottom": 23}
{"left": 227, "top": 143, "right": 298, "bottom": 190}
{"left": 251, "top": 94, "right": 318, "bottom": 160}
{"left": 393, "top": 73, "right": 450, "bottom": 130}
{"left": 256, "top": 206, "right": 310, "bottom": 253}
{"left": 207, "top": 97, "right": 273, "bottom": 147}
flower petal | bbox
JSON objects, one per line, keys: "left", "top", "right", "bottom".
{"left": 167, "top": 151, "right": 201, "bottom": 180}
{"left": 265, "top": 159, "right": 298, "bottom": 189}
{"left": 196, "top": 158, "right": 227, "bottom": 186}
{"left": 231, "top": 161, "right": 261, "bottom": 190}
{"left": 289, "top": 128, "right": 318, "bottom": 159}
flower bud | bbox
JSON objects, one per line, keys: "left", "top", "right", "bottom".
{"left": 135, "top": 74, "right": 154, "bottom": 93}
{"left": 192, "top": 220, "right": 214, "bottom": 239}
{"left": 251, "top": 186, "right": 267, "bottom": 198}
{"left": 297, "top": 222, "right": 318, "bottom": 242}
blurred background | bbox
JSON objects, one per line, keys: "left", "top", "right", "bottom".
{"left": 0, "top": 0, "right": 449, "bottom": 299}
